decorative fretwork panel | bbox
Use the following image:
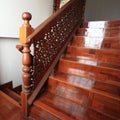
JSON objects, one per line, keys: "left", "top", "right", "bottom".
{"left": 28, "top": 0, "right": 84, "bottom": 89}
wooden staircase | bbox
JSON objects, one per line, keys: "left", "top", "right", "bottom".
{"left": 29, "top": 20, "right": 120, "bottom": 120}
{"left": 0, "top": 20, "right": 120, "bottom": 120}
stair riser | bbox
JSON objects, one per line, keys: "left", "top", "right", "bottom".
{"left": 88, "top": 109, "right": 116, "bottom": 120}
{"left": 102, "top": 42, "right": 120, "bottom": 49}
{"left": 48, "top": 77, "right": 89, "bottom": 106}
{"left": 91, "top": 93, "right": 120, "bottom": 119}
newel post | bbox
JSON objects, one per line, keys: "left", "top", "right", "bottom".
{"left": 19, "top": 12, "right": 34, "bottom": 117}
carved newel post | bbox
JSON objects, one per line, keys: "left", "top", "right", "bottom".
{"left": 19, "top": 12, "right": 34, "bottom": 117}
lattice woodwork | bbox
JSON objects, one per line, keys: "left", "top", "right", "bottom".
{"left": 27, "top": 0, "right": 84, "bottom": 89}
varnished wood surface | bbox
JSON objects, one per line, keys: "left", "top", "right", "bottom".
{"left": 30, "top": 105, "right": 60, "bottom": 120}
{"left": 71, "top": 36, "right": 120, "bottom": 49}
{"left": 77, "top": 27, "right": 120, "bottom": 37}
{"left": 34, "top": 91, "right": 116, "bottom": 120}
{"left": 81, "top": 20, "right": 120, "bottom": 28}
{"left": 31, "top": 20, "right": 120, "bottom": 120}
{"left": 1, "top": 20, "right": 120, "bottom": 119}
{"left": 0, "top": 91, "right": 25, "bottom": 120}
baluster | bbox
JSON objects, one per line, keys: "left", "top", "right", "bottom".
{"left": 19, "top": 12, "right": 34, "bottom": 116}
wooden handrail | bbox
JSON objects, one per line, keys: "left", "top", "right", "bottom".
{"left": 19, "top": 0, "right": 86, "bottom": 116}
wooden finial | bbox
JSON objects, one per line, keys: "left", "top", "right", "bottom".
{"left": 22, "top": 12, "right": 32, "bottom": 27}
{"left": 19, "top": 12, "right": 34, "bottom": 44}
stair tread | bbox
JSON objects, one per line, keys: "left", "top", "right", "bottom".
{"left": 34, "top": 91, "right": 87, "bottom": 120}
{"left": 0, "top": 90, "right": 21, "bottom": 107}
{"left": 58, "top": 58, "right": 120, "bottom": 84}
{"left": 0, "top": 90, "right": 28, "bottom": 120}
{"left": 77, "top": 27, "right": 120, "bottom": 37}
{"left": 2, "top": 88, "right": 21, "bottom": 105}
{"left": 50, "top": 72, "right": 120, "bottom": 100}
{"left": 72, "top": 36, "right": 120, "bottom": 49}
{"left": 30, "top": 105, "right": 60, "bottom": 120}
{"left": 63, "top": 56, "right": 120, "bottom": 70}
{"left": 81, "top": 20, "right": 120, "bottom": 28}
{"left": 67, "top": 45, "right": 120, "bottom": 55}
{"left": 66, "top": 46, "right": 120, "bottom": 69}
{"left": 52, "top": 71, "right": 120, "bottom": 87}
{"left": 67, "top": 45, "right": 120, "bottom": 53}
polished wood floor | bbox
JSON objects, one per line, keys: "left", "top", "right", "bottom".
{"left": 1, "top": 20, "right": 120, "bottom": 120}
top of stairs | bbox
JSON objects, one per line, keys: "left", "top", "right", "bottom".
{"left": 81, "top": 20, "right": 120, "bottom": 28}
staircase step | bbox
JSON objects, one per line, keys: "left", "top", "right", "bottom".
{"left": 58, "top": 59, "right": 120, "bottom": 84}
{"left": 2, "top": 88, "right": 21, "bottom": 105}
{"left": 81, "top": 20, "right": 120, "bottom": 28}
{"left": 34, "top": 91, "right": 118, "bottom": 120}
{"left": 66, "top": 47, "right": 120, "bottom": 66}
{"left": 13, "top": 85, "right": 22, "bottom": 95}
{"left": 34, "top": 91, "right": 88, "bottom": 120}
{"left": 0, "top": 90, "right": 20, "bottom": 108}
{"left": 48, "top": 74, "right": 89, "bottom": 106}
{"left": 60, "top": 56, "right": 120, "bottom": 71}
{"left": 30, "top": 105, "right": 60, "bottom": 120}
{"left": 90, "top": 92, "right": 120, "bottom": 119}
{"left": 77, "top": 28, "right": 120, "bottom": 37}
{"left": 0, "top": 90, "right": 26, "bottom": 120}
{"left": 49, "top": 72, "right": 120, "bottom": 97}
{"left": 72, "top": 36, "right": 120, "bottom": 49}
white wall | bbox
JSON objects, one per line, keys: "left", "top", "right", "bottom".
{"left": 0, "top": 38, "right": 22, "bottom": 87}
{"left": 85, "top": 0, "right": 120, "bottom": 21}
{"left": 0, "top": 0, "right": 53, "bottom": 87}
{"left": 0, "top": 0, "right": 53, "bottom": 38}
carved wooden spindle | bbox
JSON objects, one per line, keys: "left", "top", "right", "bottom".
{"left": 19, "top": 12, "right": 34, "bottom": 116}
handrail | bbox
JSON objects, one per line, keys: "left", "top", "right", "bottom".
{"left": 19, "top": 0, "right": 86, "bottom": 116}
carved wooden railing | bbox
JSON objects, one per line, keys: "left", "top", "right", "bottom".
{"left": 17, "top": 0, "right": 86, "bottom": 116}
